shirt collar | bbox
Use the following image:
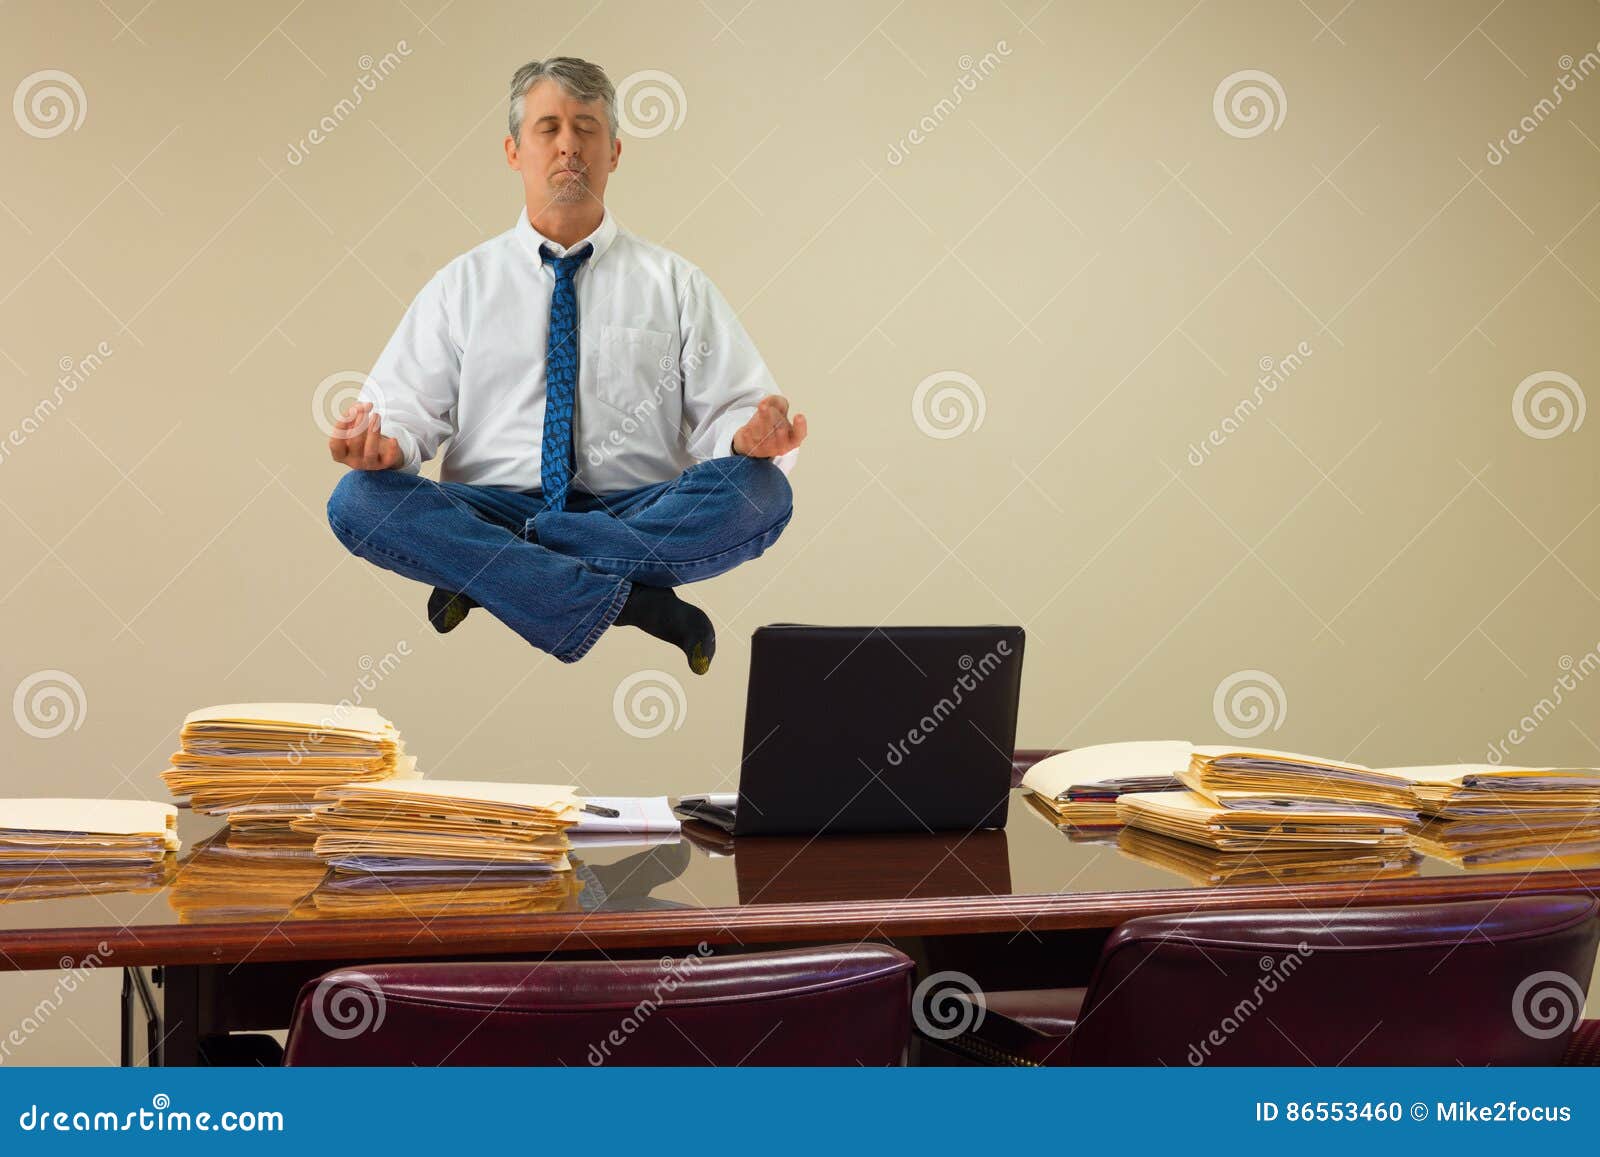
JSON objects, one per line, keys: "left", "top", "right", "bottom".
{"left": 516, "top": 206, "right": 618, "bottom": 265}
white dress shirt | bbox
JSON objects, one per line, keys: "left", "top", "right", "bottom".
{"left": 359, "top": 207, "right": 795, "bottom": 492}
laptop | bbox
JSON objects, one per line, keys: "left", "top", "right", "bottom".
{"left": 677, "top": 624, "right": 1025, "bottom": 836}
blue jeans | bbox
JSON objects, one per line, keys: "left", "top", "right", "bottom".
{"left": 326, "top": 455, "right": 793, "bottom": 663}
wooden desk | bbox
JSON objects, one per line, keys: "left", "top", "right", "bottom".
{"left": 2, "top": 793, "right": 1597, "bottom": 1064}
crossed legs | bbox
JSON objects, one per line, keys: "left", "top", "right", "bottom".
{"left": 325, "top": 455, "right": 793, "bottom": 667}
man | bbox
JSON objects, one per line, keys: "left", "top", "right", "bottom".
{"left": 326, "top": 57, "right": 806, "bottom": 675}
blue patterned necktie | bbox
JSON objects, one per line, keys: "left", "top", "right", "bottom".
{"left": 539, "top": 241, "right": 593, "bottom": 511}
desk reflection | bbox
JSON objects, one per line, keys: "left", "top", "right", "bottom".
{"left": 164, "top": 831, "right": 696, "bottom": 922}
{"left": 1115, "top": 828, "right": 1421, "bottom": 887}
{"left": 0, "top": 859, "right": 174, "bottom": 906}
{"left": 303, "top": 869, "right": 584, "bottom": 918}
{"left": 681, "top": 822, "right": 1013, "bottom": 904}
{"left": 571, "top": 838, "right": 693, "bottom": 911}
{"left": 16, "top": 794, "right": 1600, "bottom": 927}
{"left": 167, "top": 833, "right": 326, "bottom": 923}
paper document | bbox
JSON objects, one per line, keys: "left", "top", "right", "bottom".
{"left": 295, "top": 779, "right": 580, "bottom": 873}
{"left": 573, "top": 796, "right": 681, "bottom": 834}
{"left": 0, "top": 798, "right": 179, "bottom": 865}
{"left": 162, "top": 702, "right": 414, "bottom": 833}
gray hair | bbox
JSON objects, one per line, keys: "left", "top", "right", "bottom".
{"left": 508, "top": 57, "right": 617, "bottom": 141}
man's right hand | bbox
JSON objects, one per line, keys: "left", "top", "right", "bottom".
{"left": 329, "top": 401, "right": 403, "bottom": 471}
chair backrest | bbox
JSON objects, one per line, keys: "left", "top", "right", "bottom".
{"left": 1065, "top": 894, "right": 1600, "bottom": 1065}
{"left": 283, "top": 943, "right": 914, "bottom": 1066}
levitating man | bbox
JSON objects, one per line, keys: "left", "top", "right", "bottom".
{"left": 326, "top": 57, "right": 805, "bottom": 674}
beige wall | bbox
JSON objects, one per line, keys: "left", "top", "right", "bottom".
{"left": 2, "top": 0, "right": 1598, "bottom": 1063}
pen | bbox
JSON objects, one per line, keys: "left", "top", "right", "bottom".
{"left": 581, "top": 802, "right": 621, "bottom": 818}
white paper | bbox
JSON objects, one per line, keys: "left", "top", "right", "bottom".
{"left": 1021, "top": 742, "right": 1193, "bottom": 798}
{"left": 0, "top": 798, "right": 177, "bottom": 837}
{"left": 573, "top": 796, "right": 681, "bottom": 834}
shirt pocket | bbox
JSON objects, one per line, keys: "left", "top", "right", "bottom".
{"left": 594, "top": 324, "right": 675, "bottom": 417}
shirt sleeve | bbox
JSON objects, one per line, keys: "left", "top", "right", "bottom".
{"left": 678, "top": 267, "right": 798, "bottom": 475}
{"left": 360, "top": 268, "right": 461, "bottom": 474}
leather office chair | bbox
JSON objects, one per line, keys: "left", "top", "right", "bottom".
{"left": 1562, "top": 1019, "right": 1600, "bottom": 1064}
{"left": 928, "top": 895, "right": 1600, "bottom": 1065}
{"left": 283, "top": 943, "right": 914, "bottom": 1065}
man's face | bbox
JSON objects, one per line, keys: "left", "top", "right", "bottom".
{"left": 505, "top": 78, "right": 620, "bottom": 209}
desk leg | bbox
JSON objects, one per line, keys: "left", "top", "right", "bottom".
{"left": 119, "top": 971, "right": 132, "bottom": 1067}
{"left": 159, "top": 965, "right": 211, "bottom": 1067}
{"left": 120, "top": 968, "right": 164, "bottom": 1067}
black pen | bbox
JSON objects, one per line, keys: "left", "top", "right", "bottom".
{"left": 581, "top": 802, "right": 621, "bottom": 818}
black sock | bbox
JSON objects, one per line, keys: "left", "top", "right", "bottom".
{"left": 428, "top": 587, "right": 478, "bottom": 634}
{"left": 614, "top": 585, "right": 716, "bottom": 675}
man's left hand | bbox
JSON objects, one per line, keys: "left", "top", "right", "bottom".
{"left": 732, "top": 395, "right": 807, "bottom": 458}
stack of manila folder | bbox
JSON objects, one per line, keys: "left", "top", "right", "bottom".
{"left": 165, "top": 827, "right": 580, "bottom": 921}
{"left": 293, "top": 780, "right": 580, "bottom": 875}
{"left": 1024, "top": 740, "right": 1600, "bottom": 863}
{"left": 0, "top": 799, "right": 179, "bottom": 901}
{"left": 161, "top": 703, "right": 417, "bottom": 834}
{"left": 1117, "top": 789, "right": 1415, "bottom": 852}
{"left": 1020, "top": 740, "right": 1190, "bottom": 828}
{"left": 1119, "top": 748, "right": 1419, "bottom": 854}
{"left": 1395, "top": 763, "right": 1600, "bottom": 866}
{"left": 1180, "top": 747, "right": 1420, "bottom": 824}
